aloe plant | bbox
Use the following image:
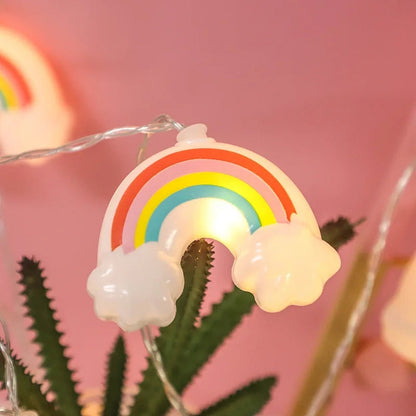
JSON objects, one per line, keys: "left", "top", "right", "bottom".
{"left": 0, "top": 217, "right": 359, "bottom": 416}
{"left": 103, "top": 335, "right": 127, "bottom": 416}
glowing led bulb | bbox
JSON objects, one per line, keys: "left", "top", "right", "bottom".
{"left": 88, "top": 124, "right": 341, "bottom": 331}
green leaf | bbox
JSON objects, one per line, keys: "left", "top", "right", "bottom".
{"left": 320, "top": 217, "right": 364, "bottom": 250}
{"left": 170, "top": 217, "right": 358, "bottom": 403}
{"left": 102, "top": 335, "right": 127, "bottom": 416}
{"left": 18, "top": 257, "right": 82, "bottom": 416}
{"left": 0, "top": 346, "right": 59, "bottom": 416}
{"left": 129, "top": 239, "right": 214, "bottom": 416}
{"left": 174, "top": 287, "right": 255, "bottom": 393}
{"left": 163, "top": 239, "right": 214, "bottom": 368}
{"left": 129, "top": 251, "right": 256, "bottom": 416}
{"left": 128, "top": 355, "right": 167, "bottom": 416}
{"left": 197, "top": 377, "right": 277, "bottom": 416}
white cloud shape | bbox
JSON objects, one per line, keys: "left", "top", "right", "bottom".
{"left": 232, "top": 215, "right": 341, "bottom": 312}
{"left": 87, "top": 243, "right": 183, "bottom": 331}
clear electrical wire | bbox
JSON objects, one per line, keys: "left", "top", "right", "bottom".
{"left": 141, "top": 327, "right": 189, "bottom": 416}
{"left": 0, "top": 114, "right": 189, "bottom": 415}
{"left": 136, "top": 131, "right": 189, "bottom": 416}
{"left": 305, "top": 156, "right": 416, "bottom": 416}
{"left": 0, "top": 114, "right": 184, "bottom": 165}
{"left": 0, "top": 318, "right": 20, "bottom": 416}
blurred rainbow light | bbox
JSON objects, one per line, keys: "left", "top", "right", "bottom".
{"left": 0, "top": 26, "right": 72, "bottom": 162}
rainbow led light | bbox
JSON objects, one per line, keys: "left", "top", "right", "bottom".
{"left": 0, "top": 27, "right": 72, "bottom": 158}
{"left": 88, "top": 124, "right": 341, "bottom": 331}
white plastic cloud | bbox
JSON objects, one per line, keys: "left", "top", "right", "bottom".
{"left": 232, "top": 215, "right": 341, "bottom": 312}
{"left": 87, "top": 244, "right": 183, "bottom": 331}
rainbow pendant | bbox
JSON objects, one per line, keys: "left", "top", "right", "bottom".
{"left": 0, "top": 27, "right": 72, "bottom": 157}
{"left": 88, "top": 124, "right": 340, "bottom": 331}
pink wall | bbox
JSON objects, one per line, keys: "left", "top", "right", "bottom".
{"left": 1, "top": 1, "right": 416, "bottom": 414}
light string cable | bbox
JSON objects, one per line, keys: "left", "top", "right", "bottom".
{"left": 0, "top": 194, "right": 36, "bottom": 380}
{"left": 0, "top": 114, "right": 188, "bottom": 415}
{"left": 0, "top": 114, "right": 184, "bottom": 165}
{"left": 306, "top": 156, "right": 416, "bottom": 416}
{"left": 141, "top": 326, "right": 189, "bottom": 416}
{"left": 137, "top": 131, "right": 190, "bottom": 416}
{"left": 0, "top": 317, "right": 20, "bottom": 416}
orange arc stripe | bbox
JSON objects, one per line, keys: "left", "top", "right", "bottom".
{"left": 111, "top": 148, "right": 296, "bottom": 250}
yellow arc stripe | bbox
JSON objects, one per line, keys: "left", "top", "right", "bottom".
{"left": 134, "top": 172, "right": 276, "bottom": 247}
{"left": 0, "top": 73, "right": 18, "bottom": 108}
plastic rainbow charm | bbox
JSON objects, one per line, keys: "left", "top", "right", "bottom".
{"left": 88, "top": 124, "right": 341, "bottom": 331}
{"left": 0, "top": 27, "right": 72, "bottom": 157}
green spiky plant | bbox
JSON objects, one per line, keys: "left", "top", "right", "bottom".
{"left": 0, "top": 217, "right": 360, "bottom": 416}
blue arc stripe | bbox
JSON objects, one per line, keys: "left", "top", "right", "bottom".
{"left": 145, "top": 185, "right": 261, "bottom": 242}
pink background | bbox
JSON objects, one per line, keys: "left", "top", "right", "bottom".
{"left": 1, "top": 1, "right": 416, "bottom": 415}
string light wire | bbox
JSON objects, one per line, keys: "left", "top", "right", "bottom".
{"left": 140, "top": 327, "right": 189, "bottom": 416}
{"left": 136, "top": 130, "right": 189, "bottom": 416}
{"left": 306, "top": 157, "right": 416, "bottom": 416}
{"left": 0, "top": 114, "right": 188, "bottom": 415}
{"left": 0, "top": 114, "right": 184, "bottom": 165}
{"left": 0, "top": 318, "right": 20, "bottom": 416}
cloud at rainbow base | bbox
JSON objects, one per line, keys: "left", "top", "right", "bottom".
{"left": 0, "top": 27, "right": 72, "bottom": 159}
{"left": 232, "top": 214, "right": 341, "bottom": 312}
{"left": 87, "top": 244, "right": 183, "bottom": 331}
